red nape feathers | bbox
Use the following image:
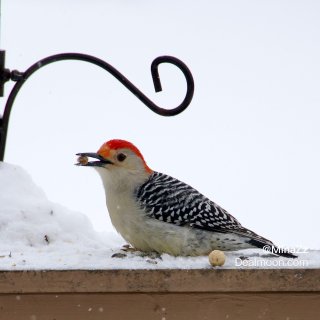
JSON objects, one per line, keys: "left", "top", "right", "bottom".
{"left": 99, "top": 139, "right": 153, "bottom": 173}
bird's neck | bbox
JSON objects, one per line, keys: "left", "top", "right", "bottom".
{"left": 97, "top": 167, "right": 152, "bottom": 195}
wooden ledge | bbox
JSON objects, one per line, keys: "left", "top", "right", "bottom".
{"left": 1, "top": 269, "right": 320, "bottom": 320}
{"left": 1, "top": 269, "right": 319, "bottom": 294}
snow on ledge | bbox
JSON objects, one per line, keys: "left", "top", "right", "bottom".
{"left": 0, "top": 162, "right": 319, "bottom": 270}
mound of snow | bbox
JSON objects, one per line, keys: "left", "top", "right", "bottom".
{"left": 0, "top": 162, "right": 318, "bottom": 270}
{"left": 1, "top": 163, "right": 101, "bottom": 248}
{"left": 0, "top": 162, "right": 123, "bottom": 269}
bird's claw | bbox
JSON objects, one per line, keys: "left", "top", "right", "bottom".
{"left": 121, "top": 244, "right": 138, "bottom": 252}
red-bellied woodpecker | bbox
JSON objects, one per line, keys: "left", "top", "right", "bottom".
{"left": 76, "top": 139, "right": 296, "bottom": 258}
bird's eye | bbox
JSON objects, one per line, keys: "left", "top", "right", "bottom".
{"left": 117, "top": 153, "right": 127, "bottom": 162}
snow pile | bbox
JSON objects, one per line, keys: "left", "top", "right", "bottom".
{"left": 0, "top": 162, "right": 122, "bottom": 269}
{"left": 0, "top": 162, "right": 319, "bottom": 270}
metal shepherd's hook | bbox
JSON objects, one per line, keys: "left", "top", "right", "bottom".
{"left": 0, "top": 51, "right": 194, "bottom": 161}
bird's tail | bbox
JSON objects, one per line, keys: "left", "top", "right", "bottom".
{"left": 247, "top": 238, "right": 297, "bottom": 258}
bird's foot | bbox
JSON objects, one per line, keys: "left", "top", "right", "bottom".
{"left": 137, "top": 251, "right": 162, "bottom": 265}
{"left": 111, "top": 244, "right": 136, "bottom": 258}
{"left": 121, "top": 244, "right": 138, "bottom": 252}
{"left": 112, "top": 244, "right": 162, "bottom": 264}
{"left": 137, "top": 251, "right": 162, "bottom": 260}
{"left": 121, "top": 244, "right": 162, "bottom": 259}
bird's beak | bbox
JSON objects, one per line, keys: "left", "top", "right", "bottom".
{"left": 75, "top": 152, "right": 113, "bottom": 167}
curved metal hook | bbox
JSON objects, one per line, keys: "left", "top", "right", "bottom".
{"left": 151, "top": 56, "right": 194, "bottom": 115}
{"left": 0, "top": 53, "right": 194, "bottom": 160}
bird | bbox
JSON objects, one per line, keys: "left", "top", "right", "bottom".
{"left": 76, "top": 139, "right": 297, "bottom": 258}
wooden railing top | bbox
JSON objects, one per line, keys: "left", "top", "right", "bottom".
{"left": 0, "top": 269, "right": 319, "bottom": 294}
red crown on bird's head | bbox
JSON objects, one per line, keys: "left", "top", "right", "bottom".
{"left": 97, "top": 139, "right": 152, "bottom": 173}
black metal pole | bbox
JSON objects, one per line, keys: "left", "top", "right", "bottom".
{"left": 0, "top": 53, "right": 194, "bottom": 161}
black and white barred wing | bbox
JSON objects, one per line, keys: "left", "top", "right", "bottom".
{"left": 136, "top": 172, "right": 299, "bottom": 257}
{"left": 136, "top": 172, "right": 247, "bottom": 232}
{"left": 135, "top": 172, "right": 274, "bottom": 245}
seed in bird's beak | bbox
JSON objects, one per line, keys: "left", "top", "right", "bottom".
{"left": 77, "top": 155, "right": 89, "bottom": 166}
